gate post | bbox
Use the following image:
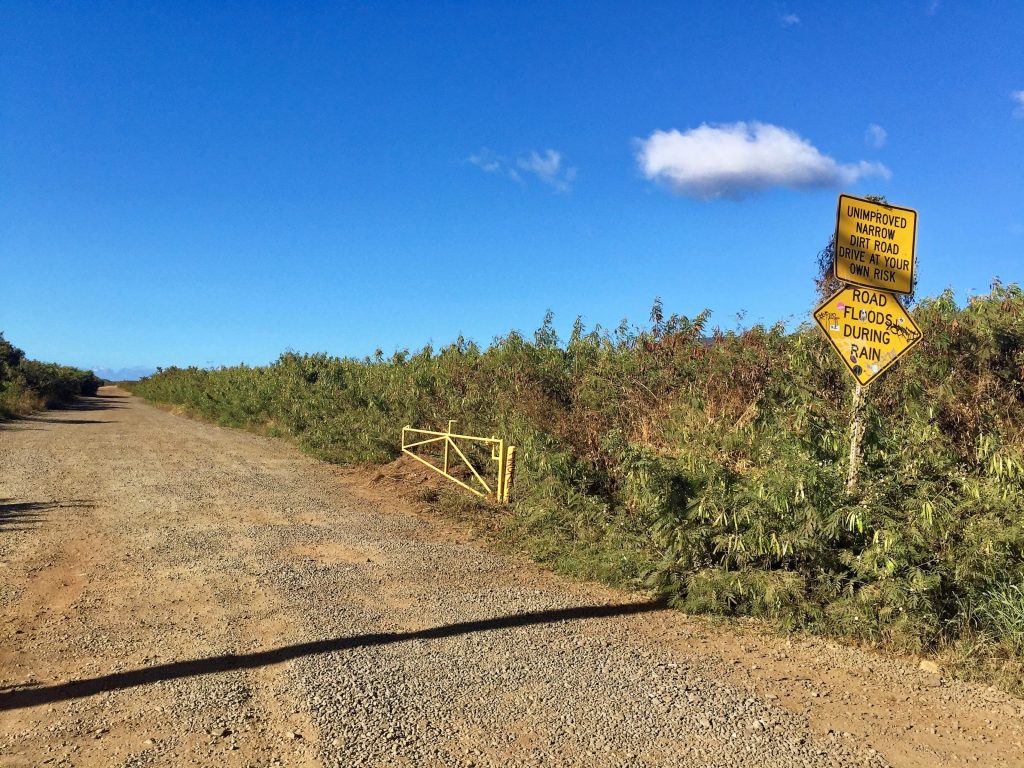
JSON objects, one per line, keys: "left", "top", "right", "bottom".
{"left": 502, "top": 445, "right": 516, "bottom": 504}
{"left": 443, "top": 419, "right": 456, "bottom": 475}
{"left": 495, "top": 440, "right": 507, "bottom": 503}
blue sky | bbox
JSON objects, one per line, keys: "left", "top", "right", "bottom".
{"left": 2, "top": 1, "right": 1021, "bottom": 376}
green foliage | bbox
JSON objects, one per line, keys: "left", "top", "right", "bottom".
{"left": 975, "top": 582, "right": 1024, "bottom": 655}
{"left": 0, "top": 332, "right": 102, "bottom": 417}
{"left": 128, "top": 283, "right": 1024, "bottom": 681}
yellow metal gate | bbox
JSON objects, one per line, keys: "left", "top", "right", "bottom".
{"left": 401, "top": 421, "right": 516, "bottom": 503}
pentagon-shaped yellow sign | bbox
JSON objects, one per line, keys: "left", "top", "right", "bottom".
{"left": 813, "top": 286, "right": 922, "bottom": 386}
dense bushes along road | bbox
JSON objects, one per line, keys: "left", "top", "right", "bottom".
{"left": 129, "top": 282, "right": 1024, "bottom": 692}
{"left": 0, "top": 333, "right": 102, "bottom": 417}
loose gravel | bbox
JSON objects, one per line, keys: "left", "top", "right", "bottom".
{"left": 1, "top": 389, "right": 1020, "bottom": 767}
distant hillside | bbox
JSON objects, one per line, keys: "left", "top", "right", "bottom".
{"left": 93, "top": 366, "right": 156, "bottom": 383}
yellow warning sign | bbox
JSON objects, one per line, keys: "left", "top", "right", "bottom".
{"left": 813, "top": 286, "right": 922, "bottom": 386}
{"left": 834, "top": 194, "right": 917, "bottom": 295}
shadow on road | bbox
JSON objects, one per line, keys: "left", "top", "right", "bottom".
{"left": 25, "top": 418, "right": 116, "bottom": 425}
{"left": 51, "top": 395, "right": 125, "bottom": 412}
{"left": 0, "top": 395, "right": 123, "bottom": 429}
{"left": 0, "top": 500, "right": 54, "bottom": 531}
{"left": 0, "top": 600, "right": 667, "bottom": 711}
{"left": 0, "top": 499, "right": 96, "bottom": 532}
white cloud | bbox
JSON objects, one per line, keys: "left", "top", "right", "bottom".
{"left": 469, "top": 149, "right": 502, "bottom": 174}
{"left": 469, "top": 149, "right": 521, "bottom": 182}
{"left": 780, "top": 13, "right": 800, "bottom": 26}
{"left": 517, "top": 149, "right": 576, "bottom": 192}
{"left": 635, "top": 121, "right": 891, "bottom": 200}
{"left": 865, "top": 123, "right": 887, "bottom": 148}
{"left": 1012, "top": 90, "right": 1024, "bottom": 119}
{"left": 518, "top": 149, "right": 561, "bottom": 178}
{"left": 469, "top": 147, "right": 575, "bottom": 192}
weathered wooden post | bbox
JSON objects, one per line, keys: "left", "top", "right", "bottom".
{"left": 846, "top": 381, "right": 866, "bottom": 492}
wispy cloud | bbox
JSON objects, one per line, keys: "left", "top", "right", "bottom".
{"left": 469, "top": 148, "right": 575, "bottom": 192}
{"left": 1012, "top": 90, "right": 1024, "bottom": 119}
{"left": 469, "top": 149, "right": 522, "bottom": 183}
{"left": 864, "top": 123, "right": 887, "bottom": 148}
{"left": 635, "top": 121, "right": 891, "bottom": 200}
{"left": 780, "top": 13, "right": 800, "bottom": 26}
{"left": 517, "top": 150, "right": 576, "bottom": 192}
{"left": 927, "top": 0, "right": 941, "bottom": 16}
{"left": 468, "top": 149, "right": 502, "bottom": 175}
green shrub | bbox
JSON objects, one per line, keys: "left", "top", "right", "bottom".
{"left": 0, "top": 332, "right": 102, "bottom": 416}
{"left": 128, "top": 282, "right": 1024, "bottom": 681}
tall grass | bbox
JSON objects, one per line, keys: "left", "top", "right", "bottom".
{"left": 976, "top": 583, "right": 1024, "bottom": 655}
{"left": 128, "top": 282, "right": 1024, "bottom": 689}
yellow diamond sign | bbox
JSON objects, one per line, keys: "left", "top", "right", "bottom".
{"left": 813, "top": 286, "right": 922, "bottom": 386}
{"left": 834, "top": 193, "right": 917, "bottom": 294}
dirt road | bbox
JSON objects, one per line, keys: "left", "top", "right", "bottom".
{"left": 1, "top": 388, "right": 1021, "bottom": 767}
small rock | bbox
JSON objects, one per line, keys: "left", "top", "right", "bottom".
{"left": 919, "top": 659, "right": 940, "bottom": 674}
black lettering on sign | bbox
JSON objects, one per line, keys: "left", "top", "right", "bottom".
{"left": 838, "top": 245, "right": 866, "bottom": 262}
{"left": 873, "top": 268, "right": 896, "bottom": 282}
{"left": 847, "top": 206, "right": 908, "bottom": 229}
{"left": 855, "top": 222, "right": 896, "bottom": 240}
{"left": 848, "top": 342, "right": 882, "bottom": 364}
{"left": 842, "top": 324, "right": 891, "bottom": 345}
{"left": 850, "top": 289, "right": 887, "bottom": 307}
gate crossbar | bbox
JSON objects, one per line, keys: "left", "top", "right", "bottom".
{"left": 402, "top": 434, "right": 447, "bottom": 450}
{"left": 401, "top": 422, "right": 516, "bottom": 503}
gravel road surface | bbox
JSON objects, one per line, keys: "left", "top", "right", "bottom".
{"left": 1, "top": 388, "right": 1021, "bottom": 767}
